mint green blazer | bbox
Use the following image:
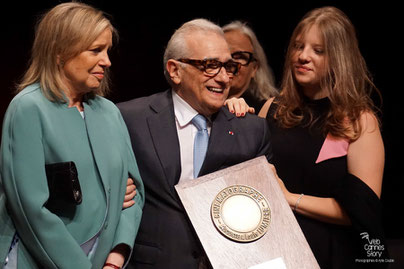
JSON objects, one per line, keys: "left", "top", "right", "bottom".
{"left": 0, "top": 84, "right": 144, "bottom": 268}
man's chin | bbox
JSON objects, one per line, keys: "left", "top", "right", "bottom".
{"left": 202, "top": 102, "right": 226, "bottom": 116}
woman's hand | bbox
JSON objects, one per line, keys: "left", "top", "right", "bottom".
{"left": 268, "top": 163, "right": 351, "bottom": 225}
{"left": 122, "top": 178, "right": 136, "bottom": 209}
{"left": 103, "top": 244, "right": 129, "bottom": 269}
{"left": 268, "top": 163, "right": 300, "bottom": 212}
{"left": 224, "top": 97, "right": 255, "bottom": 117}
{"left": 268, "top": 163, "right": 291, "bottom": 199}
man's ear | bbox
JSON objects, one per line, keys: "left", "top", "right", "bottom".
{"left": 166, "top": 59, "right": 181, "bottom": 85}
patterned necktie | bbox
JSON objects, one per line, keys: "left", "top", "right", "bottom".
{"left": 192, "top": 114, "right": 209, "bottom": 178}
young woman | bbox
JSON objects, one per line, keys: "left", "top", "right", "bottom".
{"left": 227, "top": 7, "right": 386, "bottom": 268}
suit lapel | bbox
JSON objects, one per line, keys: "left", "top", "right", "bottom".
{"left": 147, "top": 91, "right": 182, "bottom": 188}
{"left": 199, "top": 108, "right": 236, "bottom": 176}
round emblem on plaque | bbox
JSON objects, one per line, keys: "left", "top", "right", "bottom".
{"left": 211, "top": 185, "right": 271, "bottom": 242}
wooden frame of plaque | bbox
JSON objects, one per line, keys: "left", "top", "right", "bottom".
{"left": 175, "top": 156, "right": 319, "bottom": 269}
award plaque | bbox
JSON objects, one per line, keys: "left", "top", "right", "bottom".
{"left": 175, "top": 156, "right": 319, "bottom": 269}
{"left": 211, "top": 184, "right": 271, "bottom": 243}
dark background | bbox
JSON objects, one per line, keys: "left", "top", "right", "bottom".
{"left": 1, "top": 1, "right": 402, "bottom": 240}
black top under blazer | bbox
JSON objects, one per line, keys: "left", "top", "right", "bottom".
{"left": 118, "top": 90, "right": 272, "bottom": 269}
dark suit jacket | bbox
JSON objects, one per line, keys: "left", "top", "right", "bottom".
{"left": 118, "top": 90, "right": 272, "bottom": 269}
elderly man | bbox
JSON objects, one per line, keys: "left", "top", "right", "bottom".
{"left": 118, "top": 18, "right": 272, "bottom": 269}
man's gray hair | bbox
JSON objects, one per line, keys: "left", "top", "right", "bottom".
{"left": 163, "top": 18, "right": 224, "bottom": 84}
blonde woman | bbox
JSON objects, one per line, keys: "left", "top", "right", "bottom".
{"left": 0, "top": 3, "right": 144, "bottom": 269}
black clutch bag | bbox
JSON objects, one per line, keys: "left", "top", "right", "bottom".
{"left": 45, "top": 161, "right": 82, "bottom": 205}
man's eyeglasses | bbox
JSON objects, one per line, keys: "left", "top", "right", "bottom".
{"left": 177, "top": 58, "right": 241, "bottom": 76}
{"left": 231, "top": 51, "right": 256, "bottom": 66}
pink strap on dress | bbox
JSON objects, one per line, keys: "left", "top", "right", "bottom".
{"left": 316, "top": 133, "right": 349, "bottom": 163}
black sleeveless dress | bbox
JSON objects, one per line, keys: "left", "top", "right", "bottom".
{"left": 266, "top": 98, "right": 387, "bottom": 268}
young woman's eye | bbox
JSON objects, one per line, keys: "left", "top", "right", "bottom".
{"left": 314, "top": 49, "right": 324, "bottom": 54}
{"left": 294, "top": 43, "right": 303, "bottom": 50}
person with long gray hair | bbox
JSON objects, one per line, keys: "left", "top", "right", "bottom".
{"left": 223, "top": 21, "right": 278, "bottom": 113}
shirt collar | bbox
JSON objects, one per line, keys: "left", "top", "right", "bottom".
{"left": 172, "top": 90, "right": 199, "bottom": 128}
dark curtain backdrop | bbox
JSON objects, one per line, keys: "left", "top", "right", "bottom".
{"left": 1, "top": 1, "right": 402, "bottom": 239}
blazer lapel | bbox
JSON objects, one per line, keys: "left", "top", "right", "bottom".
{"left": 199, "top": 108, "right": 236, "bottom": 176}
{"left": 147, "top": 91, "right": 182, "bottom": 188}
{"left": 81, "top": 100, "right": 114, "bottom": 192}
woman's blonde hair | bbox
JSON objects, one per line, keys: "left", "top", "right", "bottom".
{"left": 223, "top": 21, "right": 278, "bottom": 100}
{"left": 17, "top": 2, "right": 117, "bottom": 101}
{"left": 276, "top": 6, "right": 380, "bottom": 141}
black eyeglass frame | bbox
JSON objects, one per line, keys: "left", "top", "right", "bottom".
{"left": 231, "top": 51, "right": 257, "bottom": 66}
{"left": 177, "top": 58, "right": 241, "bottom": 76}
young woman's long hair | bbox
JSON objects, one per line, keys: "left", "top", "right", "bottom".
{"left": 275, "top": 6, "right": 380, "bottom": 141}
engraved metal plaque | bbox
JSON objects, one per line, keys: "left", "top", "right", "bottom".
{"left": 175, "top": 157, "right": 320, "bottom": 269}
{"left": 211, "top": 185, "right": 271, "bottom": 242}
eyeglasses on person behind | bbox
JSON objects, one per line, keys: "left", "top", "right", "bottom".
{"left": 177, "top": 58, "right": 241, "bottom": 77}
{"left": 231, "top": 51, "right": 256, "bottom": 66}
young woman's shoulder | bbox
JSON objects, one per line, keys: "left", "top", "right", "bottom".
{"left": 358, "top": 110, "right": 380, "bottom": 134}
{"left": 258, "top": 97, "right": 275, "bottom": 118}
